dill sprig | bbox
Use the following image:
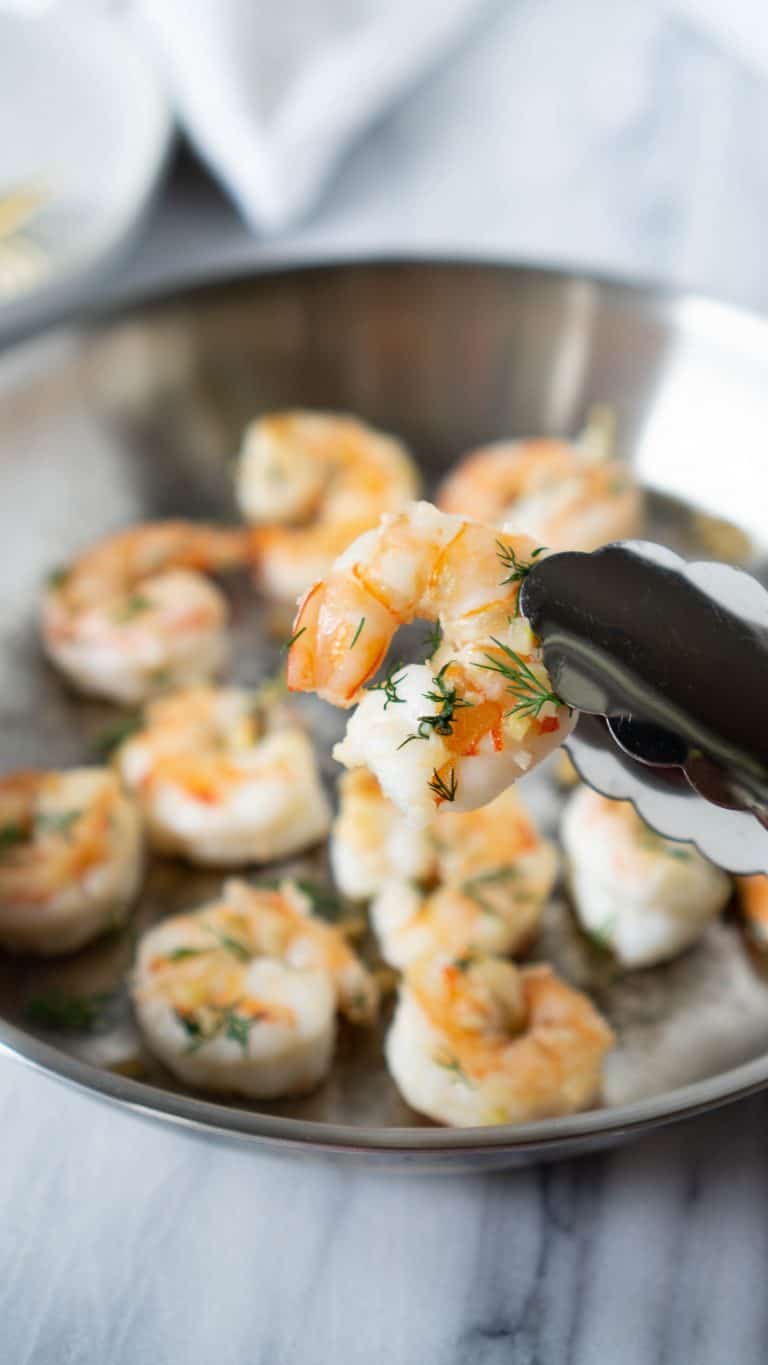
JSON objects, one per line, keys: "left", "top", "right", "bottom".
{"left": 434, "top": 1050, "right": 474, "bottom": 1087}
{"left": 281, "top": 625, "right": 306, "bottom": 653}
{"left": 293, "top": 879, "right": 345, "bottom": 922}
{"left": 474, "top": 639, "right": 563, "bottom": 720}
{"left": 45, "top": 565, "right": 70, "bottom": 592}
{"left": 112, "top": 592, "right": 153, "bottom": 624}
{"left": 368, "top": 660, "right": 407, "bottom": 710}
{"left": 94, "top": 713, "right": 142, "bottom": 759}
{"left": 35, "top": 809, "right": 82, "bottom": 839}
{"left": 0, "top": 823, "right": 28, "bottom": 858}
{"left": 166, "top": 946, "right": 209, "bottom": 962}
{"left": 207, "top": 927, "right": 251, "bottom": 961}
{"left": 461, "top": 865, "right": 522, "bottom": 916}
{"left": 424, "top": 619, "right": 443, "bottom": 657}
{"left": 174, "top": 1004, "right": 258, "bottom": 1054}
{"left": 25, "top": 990, "right": 112, "bottom": 1033}
{"left": 398, "top": 664, "right": 473, "bottom": 749}
{"left": 496, "top": 541, "right": 546, "bottom": 586}
{"left": 427, "top": 767, "right": 458, "bottom": 804}
{"left": 349, "top": 617, "right": 365, "bottom": 649}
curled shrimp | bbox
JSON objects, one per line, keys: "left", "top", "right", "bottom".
{"left": 438, "top": 430, "right": 643, "bottom": 553}
{"left": 287, "top": 501, "right": 574, "bottom": 823}
{"left": 561, "top": 786, "right": 731, "bottom": 967}
{"left": 116, "top": 685, "right": 330, "bottom": 867}
{"left": 237, "top": 411, "right": 420, "bottom": 601}
{"left": 371, "top": 786, "right": 557, "bottom": 967}
{"left": 0, "top": 768, "right": 142, "bottom": 955}
{"left": 737, "top": 876, "right": 768, "bottom": 950}
{"left": 386, "top": 955, "right": 614, "bottom": 1126}
{"left": 132, "top": 878, "right": 378, "bottom": 1098}
{"left": 42, "top": 520, "right": 249, "bottom": 703}
{"left": 330, "top": 768, "right": 437, "bottom": 900}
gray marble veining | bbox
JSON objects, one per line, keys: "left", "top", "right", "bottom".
{"left": 2, "top": 1057, "right": 768, "bottom": 1365}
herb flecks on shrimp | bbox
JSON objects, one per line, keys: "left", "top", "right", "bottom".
{"left": 41, "top": 520, "right": 250, "bottom": 704}
{"left": 496, "top": 541, "right": 546, "bottom": 587}
{"left": 0, "top": 768, "right": 142, "bottom": 956}
{"left": 398, "top": 664, "right": 473, "bottom": 749}
{"left": 367, "top": 661, "right": 407, "bottom": 710}
{"left": 238, "top": 411, "right": 420, "bottom": 603}
{"left": 475, "top": 639, "right": 565, "bottom": 723}
{"left": 386, "top": 955, "right": 614, "bottom": 1127}
{"left": 132, "top": 879, "right": 378, "bottom": 1099}
{"left": 287, "top": 501, "right": 575, "bottom": 823}
{"left": 368, "top": 784, "right": 556, "bottom": 969}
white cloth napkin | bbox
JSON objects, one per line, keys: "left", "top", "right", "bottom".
{"left": 135, "top": 0, "right": 491, "bottom": 234}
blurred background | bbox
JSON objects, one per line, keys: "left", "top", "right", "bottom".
{"left": 2, "top": 0, "right": 768, "bottom": 340}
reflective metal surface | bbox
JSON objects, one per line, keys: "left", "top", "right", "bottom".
{"left": 1, "top": 260, "right": 768, "bottom": 1167}
{"left": 522, "top": 541, "right": 768, "bottom": 871}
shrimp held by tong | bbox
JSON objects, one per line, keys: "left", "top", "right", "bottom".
{"left": 286, "top": 501, "right": 574, "bottom": 824}
{"left": 42, "top": 520, "right": 249, "bottom": 704}
{"left": 237, "top": 411, "right": 420, "bottom": 601}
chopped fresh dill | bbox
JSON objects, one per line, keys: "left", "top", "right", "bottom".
{"left": 428, "top": 767, "right": 458, "bottom": 804}
{"left": 293, "top": 879, "right": 345, "bottom": 921}
{"left": 349, "top": 617, "right": 365, "bottom": 649}
{"left": 207, "top": 927, "right": 250, "bottom": 962}
{"left": 474, "top": 639, "right": 563, "bottom": 720}
{"left": 166, "top": 946, "right": 209, "bottom": 962}
{"left": 0, "top": 823, "right": 28, "bottom": 857}
{"left": 398, "top": 663, "right": 473, "bottom": 748}
{"left": 281, "top": 625, "right": 306, "bottom": 653}
{"left": 45, "top": 565, "right": 70, "bottom": 592}
{"left": 461, "top": 865, "right": 520, "bottom": 916}
{"left": 94, "top": 713, "right": 142, "bottom": 759}
{"left": 496, "top": 541, "right": 546, "bottom": 587}
{"left": 174, "top": 1004, "right": 257, "bottom": 1054}
{"left": 224, "top": 1011, "right": 254, "bottom": 1050}
{"left": 35, "top": 809, "right": 82, "bottom": 839}
{"left": 112, "top": 593, "right": 153, "bottom": 624}
{"left": 25, "top": 990, "right": 112, "bottom": 1033}
{"left": 434, "top": 1051, "right": 474, "bottom": 1087}
{"left": 424, "top": 619, "right": 443, "bottom": 657}
{"left": 587, "top": 915, "right": 617, "bottom": 952}
{"left": 368, "top": 660, "right": 407, "bottom": 710}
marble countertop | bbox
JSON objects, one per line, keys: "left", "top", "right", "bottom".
{"left": 4, "top": 2, "right": 768, "bottom": 1360}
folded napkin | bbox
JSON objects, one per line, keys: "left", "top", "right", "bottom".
{"left": 135, "top": 0, "right": 491, "bottom": 234}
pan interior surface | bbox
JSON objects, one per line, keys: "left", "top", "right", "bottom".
{"left": 1, "top": 260, "right": 767, "bottom": 1162}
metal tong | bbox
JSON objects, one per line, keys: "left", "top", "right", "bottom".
{"left": 520, "top": 541, "right": 768, "bottom": 874}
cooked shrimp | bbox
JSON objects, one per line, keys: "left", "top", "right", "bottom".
{"left": 438, "top": 430, "right": 642, "bottom": 554}
{"left": 0, "top": 768, "right": 142, "bottom": 955}
{"left": 116, "top": 686, "right": 331, "bottom": 867}
{"left": 132, "top": 878, "right": 378, "bottom": 1097}
{"left": 330, "top": 768, "right": 437, "bottom": 900}
{"left": 561, "top": 786, "right": 731, "bottom": 967}
{"left": 386, "top": 955, "right": 613, "bottom": 1126}
{"left": 737, "top": 876, "right": 768, "bottom": 949}
{"left": 42, "top": 520, "right": 249, "bottom": 703}
{"left": 370, "top": 786, "right": 557, "bottom": 966}
{"left": 287, "top": 501, "right": 574, "bottom": 824}
{"left": 237, "top": 412, "right": 420, "bottom": 601}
